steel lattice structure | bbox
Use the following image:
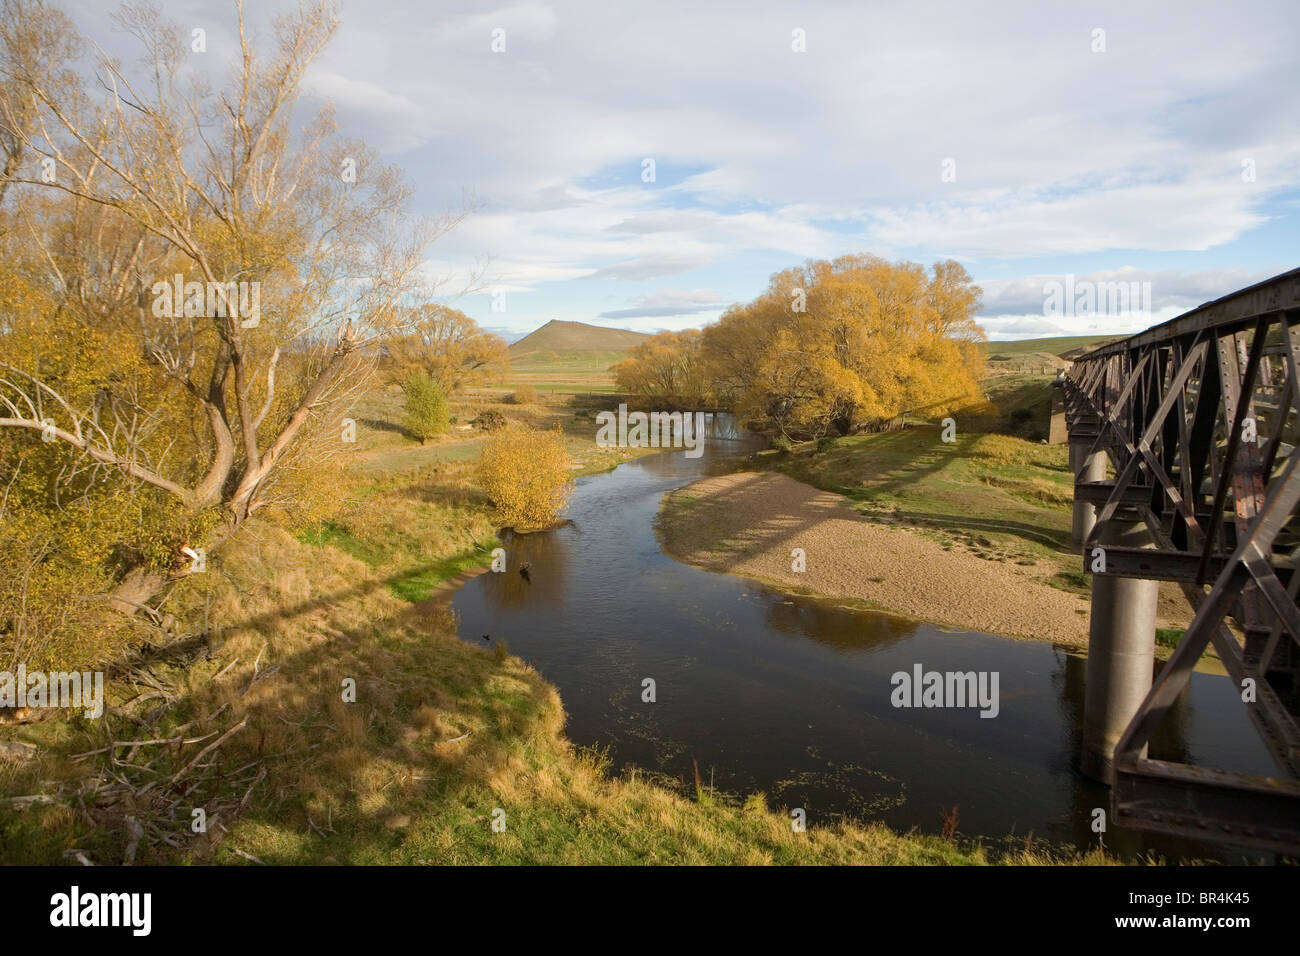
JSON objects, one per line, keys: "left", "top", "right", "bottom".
{"left": 1064, "top": 268, "right": 1300, "bottom": 853}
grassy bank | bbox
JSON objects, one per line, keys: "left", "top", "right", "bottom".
{"left": 776, "top": 426, "right": 1076, "bottom": 562}
{"left": 2, "top": 389, "right": 1109, "bottom": 865}
{"left": 695, "top": 424, "right": 1200, "bottom": 660}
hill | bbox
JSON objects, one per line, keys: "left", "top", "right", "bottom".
{"left": 984, "top": 334, "right": 1118, "bottom": 360}
{"left": 506, "top": 320, "right": 651, "bottom": 387}
{"left": 509, "top": 319, "right": 649, "bottom": 358}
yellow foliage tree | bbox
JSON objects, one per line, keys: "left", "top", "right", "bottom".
{"left": 475, "top": 424, "right": 573, "bottom": 530}
{"left": 383, "top": 304, "right": 510, "bottom": 393}
{"left": 700, "top": 255, "right": 987, "bottom": 436}
{"left": 0, "top": 0, "right": 459, "bottom": 625}
{"left": 611, "top": 329, "right": 711, "bottom": 405}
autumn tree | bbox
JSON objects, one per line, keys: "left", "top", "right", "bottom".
{"left": 0, "top": 0, "right": 461, "bottom": 626}
{"left": 611, "top": 329, "right": 711, "bottom": 405}
{"left": 383, "top": 304, "right": 509, "bottom": 392}
{"left": 697, "top": 256, "right": 987, "bottom": 437}
{"left": 476, "top": 424, "right": 573, "bottom": 530}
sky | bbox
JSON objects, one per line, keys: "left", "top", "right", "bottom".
{"left": 63, "top": 0, "right": 1300, "bottom": 341}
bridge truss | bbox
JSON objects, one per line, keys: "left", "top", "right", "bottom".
{"left": 1064, "top": 268, "right": 1300, "bottom": 854}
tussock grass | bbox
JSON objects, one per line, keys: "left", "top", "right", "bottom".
{"left": 0, "top": 389, "right": 1115, "bottom": 865}
{"left": 3, "top": 524, "right": 1104, "bottom": 864}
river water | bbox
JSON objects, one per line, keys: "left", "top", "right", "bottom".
{"left": 449, "top": 421, "right": 1277, "bottom": 862}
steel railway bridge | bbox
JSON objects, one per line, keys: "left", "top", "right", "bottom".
{"left": 1063, "top": 268, "right": 1300, "bottom": 854}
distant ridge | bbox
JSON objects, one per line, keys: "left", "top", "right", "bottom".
{"left": 984, "top": 334, "right": 1118, "bottom": 360}
{"left": 508, "top": 319, "right": 650, "bottom": 358}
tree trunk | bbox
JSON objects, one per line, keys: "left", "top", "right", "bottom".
{"left": 105, "top": 565, "right": 172, "bottom": 616}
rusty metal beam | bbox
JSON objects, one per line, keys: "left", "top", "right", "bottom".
{"left": 1067, "top": 268, "right": 1300, "bottom": 851}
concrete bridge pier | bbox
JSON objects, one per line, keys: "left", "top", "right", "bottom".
{"left": 1070, "top": 437, "right": 1107, "bottom": 549}
{"left": 1081, "top": 505, "right": 1160, "bottom": 783}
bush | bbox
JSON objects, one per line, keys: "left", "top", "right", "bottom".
{"left": 816, "top": 435, "right": 838, "bottom": 453}
{"left": 771, "top": 434, "right": 793, "bottom": 454}
{"left": 505, "top": 384, "right": 539, "bottom": 405}
{"left": 476, "top": 424, "right": 573, "bottom": 530}
{"left": 402, "top": 371, "right": 450, "bottom": 443}
{"left": 472, "top": 410, "right": 507, "bottom": 431}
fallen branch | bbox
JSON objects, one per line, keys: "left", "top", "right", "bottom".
{"left": 70, "top": 730, "right": 218, "bottom": 759}
{"left": 1, "top": 793, "right": 63, "bottom": 807}
{"left": 137, "top": 715, "right": 248, "bottom": 795}
{"left": 212, "top": 658, "right": 240, "bottom": 683}
{"left": 230, "top": 846, "right": 265, "bottom": 865}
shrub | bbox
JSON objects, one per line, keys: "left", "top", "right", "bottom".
{"left": 505, "top": 384, "right": 539, "bottom": 405}
{"left": 472, "top": 410, "right": 507, "bottom": 431}
{"left": 476, "top": 424, "right": 573, "bottom": 529}
{"left": 402, "top": 371, "right": 449, "bottom": 443}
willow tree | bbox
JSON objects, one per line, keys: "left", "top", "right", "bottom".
{"left": 699, "top": 256, "right": 987, "bottom": 437}
{"left": 0, "top": 0, "right": 459, "bottom": 617}
{"left": 611, "top": 329, "right": 710, "bottom": 405}
{"left": 382, "top": 304, "right": 510, "bottom": 393}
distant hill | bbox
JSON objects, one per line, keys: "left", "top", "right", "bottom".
{"left": 984, "top": 334, "right": 1118, "bottom": 361}
{"left": 506, "top": 319, "right": 652, "bottom": 382}
{"left": 509, "top": 319, "right": 649, "bottom": 358}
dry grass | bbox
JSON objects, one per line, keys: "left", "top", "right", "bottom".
{"left": 0, "top": 386, "right": 1117, "bottom": 866}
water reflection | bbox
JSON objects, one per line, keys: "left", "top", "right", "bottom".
{"left": 765, "top": 596, "right": 917, "bottom": 655}
{"left": 488, "top": 528, "right": 569, "bottom": 611}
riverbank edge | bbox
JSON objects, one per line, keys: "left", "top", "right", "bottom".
{"left": 4, "top": 496, "right": 1112, "bottom": 866}
{"left": 654, "top": 472, "right": 1223, "bottom": 673}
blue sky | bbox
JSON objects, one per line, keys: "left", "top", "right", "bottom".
{"left": 66, "top": 0, "right": 1300, "bottom": 340}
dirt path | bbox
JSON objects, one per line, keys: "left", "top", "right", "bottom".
{"left": 656, "top": 471, "right": 1099, "bottom": 645}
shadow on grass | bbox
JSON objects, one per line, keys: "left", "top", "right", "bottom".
{"left": 0, "top": 536, "right": 557, "bottom": 865}
{"left": 357, "top": 417, "right": 421, "bottom": 442}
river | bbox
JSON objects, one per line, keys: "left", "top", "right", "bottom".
{"left": 448, "top": 419, "right": 1278, "bottom": 862}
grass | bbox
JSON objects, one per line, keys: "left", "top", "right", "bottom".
{"left": 984, "top": 335, "right": 1116, "bottom": 359}
{"left": 0, "top": 380, "right": 1118, "bottom": 866}
{"left": 775, "top": 425, "right": 1075, "bottom": 564}
{"left": 0, "top": 479, "right": 1096, "bottom": 866}
{"left": 982, "top": 374, "right": 1059, "bottom": 441}
{"left": 385, "top": 544, "right": 496, "bottom": 602}
{"left": 1156, "top": 627, "right": 1186, "bottom": 649}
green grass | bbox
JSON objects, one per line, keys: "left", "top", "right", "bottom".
{"left": 0, "top": 384, "right": 1116, "bottom": 867}
{"left": 775, "top": 425, "right": 1074, "bottom": 561}
{"left": 1156, "top": 627, "right": 1185, "bottom": 648}
{"left": 385, "top": 542, "right": 498, "bottom": 602}
{"left": 1048, "top": 569, "right": 1091, "bottom": 594}
{"left": 984, "top": 335, "right": 1116, "bottom": 359}
{"left": 297, "top": 520, "right": 390, "bottom": 567}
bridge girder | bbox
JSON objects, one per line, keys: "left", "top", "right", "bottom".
{"left": 1066, "top": 267, "right": 1300, "bottom": 854}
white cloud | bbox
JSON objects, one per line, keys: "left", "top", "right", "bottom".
{"left": 64, "top": 0, "right": 1300, "bottom": 324}
{"left": 598, "top": 286, "right": 724, "bottom": 318}
{"left": 583, "top": 253, "right": 714, "bottom": 281}
{"left": 977, "top": 266, "right": 1283, "bottom": 317}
